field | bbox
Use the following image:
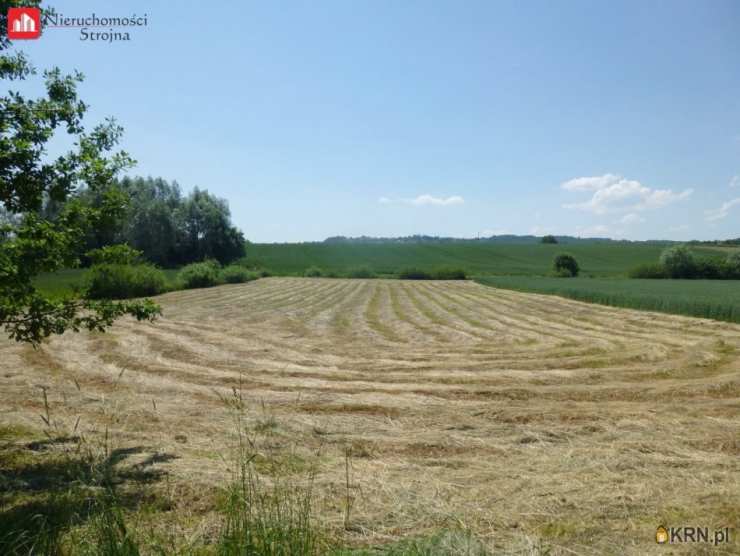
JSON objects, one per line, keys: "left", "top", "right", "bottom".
{"left": 2, "top": 278, "right": 738, "bottom": 554}
{"left": 246, "top": 242, "right": 674, "bottom": 276}
{"left": 476, "top": 276, "right": 740, "bottom": 324}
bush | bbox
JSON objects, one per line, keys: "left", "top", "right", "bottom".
{"left": 541, "top": 235, "right": 558, "bottom": 244}
{"left": 221, "top": 265, "right": 258, "bottom": 284}
{"left": 433, "top": 268, "right": 467, "bottom": 280}
{"left": 85, "top": 264, "right": 167, "bottom": 299}
{"left": 660, "top": 245, "right": 695, "bottom": 279}
{"left": 628, "top": 263, "right": 667, "bottom": 279}
{"left": 304, "top": 266, "right": 323, "bottom": 277}
{"left": 86, "top": 244, "right": 143, "bottom": 266}
{"left": 398, "top": 268, "right": 432, "bottom": 280}
{"left": 553, "top": 253, "right": 579, "bottom": 277}
{"left": 726, "top": 252, "right": 740, "bottom": 277}
{"left": 178, "top": 260, "right": 222, "bottom": 289}
{"left": 346, "top": 266, "right": 376, "bottom": 279}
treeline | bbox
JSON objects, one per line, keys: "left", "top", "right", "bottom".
{"left": 323, "top": 234, "right": 659, "bottom": 245}
{"left": 630, "top": 245, "right": 740, "bottom": 279}
{"left": 54, "top": 176, "right": 246, "bottom": 267}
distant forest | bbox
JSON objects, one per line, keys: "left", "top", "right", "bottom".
{"left": 322, "top": 234, "right": 681, "bottom": 245}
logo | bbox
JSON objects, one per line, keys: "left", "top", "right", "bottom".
{"left": 656, "top": 526, "right": 668, "bottom": 544}
{"left": 7, "top": 7, "right": 41, "bottom": 40}
{"left": 656, "top": 525, "right": 731, "bottom": 546}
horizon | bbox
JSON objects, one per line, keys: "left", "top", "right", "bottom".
{"left": 10, "top": 0, "right": 740, "bottom": 242}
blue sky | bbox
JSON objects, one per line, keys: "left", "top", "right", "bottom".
{"left": 10, "top": 0, "right": 740, "bottom": 242}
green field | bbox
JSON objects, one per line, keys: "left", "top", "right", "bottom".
{"left": 246, "top": 242, "right": 679, "bottom": 276}
{"left": 33, "top": 268, "right": 180, "bottom": 299}
{"left": 476, "top": 275, "right": 740, "bottom": 323}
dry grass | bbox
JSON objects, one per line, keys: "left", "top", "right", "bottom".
{"left": 1, "top": 277, "right": 738, "bottom": 554}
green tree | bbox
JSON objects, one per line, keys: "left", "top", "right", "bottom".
{"left": 659, "top": 245, "right": 695, "bottom": 279}
{"left": 724, "top": 251, "right": 740, "bottom": 279}
{"left": 553, "top": 253, "right": 579, "bottom": 277}
{"left": 175, "top": 188, "right": 245, "bottom": 265}
{"left": 0, "top": 0, "right": 159, "bottom": 345}
{"left": 541, "top": 235, "right": 558, "bottom": 244}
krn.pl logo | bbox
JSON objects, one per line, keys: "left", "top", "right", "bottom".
{"left": 7, "top": 7, "right": 41, "bottom": 40}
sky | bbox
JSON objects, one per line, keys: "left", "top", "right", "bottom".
{"left": 7, "top": 0, "right": 740, "bottom": 242}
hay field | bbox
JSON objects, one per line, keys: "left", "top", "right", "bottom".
{"left": 2, "top": 278, "right": 739, "bottom": 554}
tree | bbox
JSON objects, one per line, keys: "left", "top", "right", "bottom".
{"left": 541, "top": 235, "right": 558, "bottom": 244}
{"left": 65, "top": 177, "right": 246, "bottom": 267}
{"left": 659, "top": 245, "right": 695, "bottom": 279}
{"left": 175, "top": 188, "right": 245, "bottom": 265}
{"left": 0, "top": 0, "right": 159, "bottom": 345}
{"left": 553, "top": 253, "right": 579, "bottom": 277}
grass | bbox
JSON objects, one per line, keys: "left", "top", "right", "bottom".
{"left": 33, "top": 269, "right": 180, "bottom": 299}
{"left": 476, "top": 275, "right": 740, "bottom": 323}
{"left": 246, "top": 242, "right": 673, "bottom": 277}
{"left": 4, "top": 278, "right": 739, "bottom": 554}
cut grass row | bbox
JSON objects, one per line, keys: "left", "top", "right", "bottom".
{"left": 475, "top": 275, "right": 740, "bottom": 324}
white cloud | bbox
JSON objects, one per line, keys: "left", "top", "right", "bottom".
{"left": 378, "top": 194, "right": 464, "bottom": 206}
{"left": 620, "top": 213, "right": 645, "bottom": 224}
{"left": 561, "top": 174, "right": 693, "bottom": 215}
{"left": 410, "top": 194, "right": 464, "bottom": 206}
{"left": 730, "top": 175, "right": 739, "bottom": 188}
{"left": 705, "top": 197, "right": 740, "bottom": 221}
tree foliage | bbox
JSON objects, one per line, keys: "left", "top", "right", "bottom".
{"left": 67, "top": 176, "right": 246, "bottom": 267}
{"left": 553, "top": 253, "right": 580, "bottom": 277}
{"left": 659, "top": 245, "right": 695, "bottom": 279}
{"left": 0, "top": 1, "right": 160, "bottom": 345}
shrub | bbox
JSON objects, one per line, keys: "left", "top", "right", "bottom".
{"left": 541, "top": 235, "right": 558, "bottom": 244}
{"left": 178, "top": 260, "right": 222, "bottom": 289}
{"left": 726, "top": 252, "right": 740, "bottom": 277}
{"left": 693, "top": 260, "right": 722, "bottom": 280}
{"left": 659, "top": 245, "right": 695, "bottom": 278}
{"left": 85, "top": 264, "right": 167, "bottom": 299}
{"left": 87, "top": 244, "right": 143, "bottom": 266}
{"left": 628, "top": 263, "right": 667, "bottom": 279}
{"left": 221, "top": 265, "right": 259, "bottom": 284}
{"left": 433, "top": 268, "right": 467, "bottom": 280}
{"left": 398, "top": 268, "right": 432, "bottom": 280}
{"left": 304, "top": 266, "right": 323, "bottom": 277}
{"left": 553, "top": 253, "right": 579, "bottom": 277}
{"left": 346, "top": 266, "right": 376, "bottom": 279}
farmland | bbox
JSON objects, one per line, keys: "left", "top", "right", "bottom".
{"left": 2, "top": 278, "right": 738, "bottom": 554}
{"left": 476, "top": 276, "right": 740, "bottom": 324}
{"left": 246, "top": 242, "right": 673, "bottom": 277}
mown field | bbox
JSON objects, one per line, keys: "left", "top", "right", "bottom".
{"left": 476, "top": 276, "right": 740, "bottom": 324}
{"left": 2, "top": 278, "right": 738, "bottom": 554}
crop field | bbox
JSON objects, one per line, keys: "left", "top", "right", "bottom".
{"left": 476, "top": 276, "right": 740, "bottom": 324}
{"left": 2, "top": 278, "right": 738, "bottom": 554}
{"left": 247, "top": 242, "right": 675, "bottom": 276}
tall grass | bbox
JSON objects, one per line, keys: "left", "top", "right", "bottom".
{"left": 476, "top": 276, "right": 740, "bottom": 323}
{"left": 216, "top": 385, "right": 323, "bottom": 556}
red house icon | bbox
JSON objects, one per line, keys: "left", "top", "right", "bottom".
{"left": 7, "top": 7, "right": 41, "bottom": 40}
